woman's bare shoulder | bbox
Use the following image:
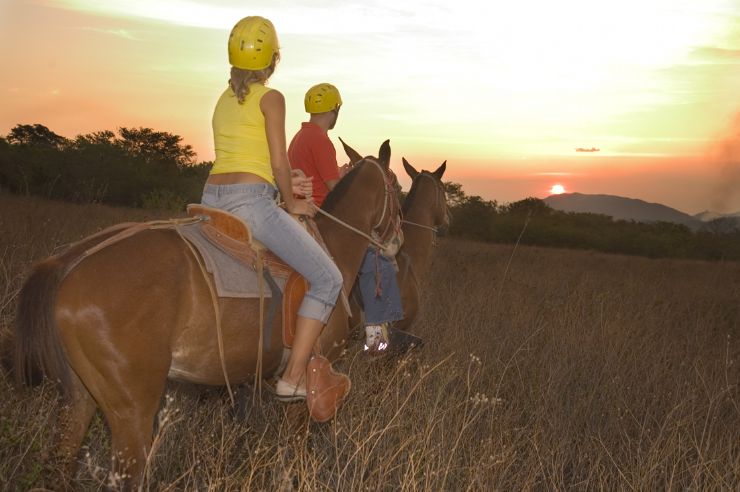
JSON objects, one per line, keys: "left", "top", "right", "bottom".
{"left": 262, "top": 88, "right": 284, "bottom": 103}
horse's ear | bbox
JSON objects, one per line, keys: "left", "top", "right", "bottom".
{"left": 378, "top": 140, "right": 391, "bottom": 168}
{"left": 432, "top": 161, "right": 447, "bottom": 180}
{"left": 402, "top": 158, "right": 419, "bottom": 179}
{"left": 338, "top": 137, "right": 363, "bottom": 164}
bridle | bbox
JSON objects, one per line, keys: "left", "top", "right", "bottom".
{"left": 401, "top": 172, "right": 448, "bottom": 235}
{"left": 368, "top": 158, "right": 401, "bottom": 246}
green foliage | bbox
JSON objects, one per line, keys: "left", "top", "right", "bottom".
{"left": 141, "top": 188, "right": 186, "bottom": 211}
{"left": 2, "top": 123, "right": 736, "bottom": 261}
{"left": 117, "top": 127, "right": 196, "bottom": 169}
{"left": 443, "top": 181, "right": 467, "bottom": 208}
{"left": 0, "top": 124, "right": 208, "bottom": 209}
{"left": 449, "top": 195, "right": 498, "bottom": 241}
{"left": 443, "top": 180, "right": 740, "bottom": 262}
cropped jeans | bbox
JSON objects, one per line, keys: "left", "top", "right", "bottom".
{"left": 357, "top": 247, "right": 404, "bottom": 325}
{"left": 201, "top": 183, "right": 342, "bottom": 324}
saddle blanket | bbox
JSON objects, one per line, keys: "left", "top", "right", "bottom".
{"left": 176, "top": 221, "right": 286, "bottom": 298}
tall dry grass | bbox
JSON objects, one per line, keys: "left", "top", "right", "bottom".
{"left": 1, "top": 192, "right": 738, "bottom": 490}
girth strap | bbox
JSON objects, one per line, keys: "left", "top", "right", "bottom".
{"left": 261, "top": 268, "right": 282, "bottom": 352}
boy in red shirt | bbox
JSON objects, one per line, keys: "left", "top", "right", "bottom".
{"left": 289, "top": 83, "right": 403, "bottom": 354}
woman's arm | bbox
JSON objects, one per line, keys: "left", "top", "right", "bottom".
{"left": 262, "top": 89, "right": 315, "bottom": 216}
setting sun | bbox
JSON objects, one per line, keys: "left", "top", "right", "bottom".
{"left": 550, "top": 184, "right": 566, "bottom": 195}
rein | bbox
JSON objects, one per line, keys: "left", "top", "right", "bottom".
{"left": 401, "top": 219, "right": 438, "bottom": 233}
{"left": 314, "top": 207, "right": 386, "bottom": 249}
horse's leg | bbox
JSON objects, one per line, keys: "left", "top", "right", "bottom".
{"left": 105, "top": 378, "right": 167, "bottom": 489}
{"left": 395, "top": 281, "right": 419, "bottom": 332}
{"left": 48, "top": 370, "right": 97, "bottom": 489}
{"left": 347, "top": 293, "right": 364, "bottom": 338}
{"left": 60, "top": 324, "right": 172, "bottom": 489}
{"left": 80, "top": 354, "right": 170, "bottom": 490}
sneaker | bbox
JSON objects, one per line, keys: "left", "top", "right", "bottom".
{"left": 364, "top": 324, "right": 390, "bottom": 356}
{"left": 275, "top": 378, "right": 307, "bottom": 402}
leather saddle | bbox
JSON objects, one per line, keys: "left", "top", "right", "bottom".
{"left": 186, "top": 204, "right": 351, "bottom": 422}
{"left": 186, "top": 204, "right": 306, "bottom": 348}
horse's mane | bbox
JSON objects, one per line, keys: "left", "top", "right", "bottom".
{"left": 321, "top": 160, "right": 365, "bottom": 213}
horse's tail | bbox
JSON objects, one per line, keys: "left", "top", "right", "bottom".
{"left": 13, "top": 256, "right": 73, "bottom": 396}
{"left": 13, "top": 223, "right": 138, "bottom": 397}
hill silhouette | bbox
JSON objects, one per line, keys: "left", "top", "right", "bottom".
{"left": 544, "top": 192, "right": 702, "bottom": 228}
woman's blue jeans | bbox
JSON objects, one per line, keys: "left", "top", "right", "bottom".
{"left": 202, "top": 183, "right": 342, "bottom": 323}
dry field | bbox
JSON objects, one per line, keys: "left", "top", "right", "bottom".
{"left": 1, "top": 192, "right": 739, "bottom": 490}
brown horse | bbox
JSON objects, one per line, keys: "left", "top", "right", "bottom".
{"left": 13, "top": 141, "right": 399, "bottom": 488}
{"left": 394, "top": 158, "right": 449, "bottom": 332}
{"left": 337, "top": 139, "right": 449, "bottom": 337}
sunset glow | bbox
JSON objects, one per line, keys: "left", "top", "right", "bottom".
{"left": 2, "top": 0, "right": 740, "bottom": 213}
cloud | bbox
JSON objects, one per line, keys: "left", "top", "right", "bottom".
{"left": 47, "top": 0, "right": 414, "bottom": 33}
{"left": 530, "top": 172, "right": 581, "bottom": 177}
{"left": 79, "top": 27, "right": 140, "bottom": 40}
{"left": 690, "top": 46, "right": 740, "bottom": 62}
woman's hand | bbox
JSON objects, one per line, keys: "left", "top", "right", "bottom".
{"left": 287, "top": 198, "right": 316, "bottom": 217}
{"left": 291, "top": 169, "right": 313, "bottom": 198}
{"left": 339, "top": 163, "right": 352, "bottom": 178}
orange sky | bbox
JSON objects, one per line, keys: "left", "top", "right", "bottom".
{"left": 2, "top": 0, "right": 740, "bottom": 213}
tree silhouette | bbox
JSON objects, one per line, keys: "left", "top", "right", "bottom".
{"left": 0, "top": 124, "right": 205, "bottom": 209}
{"left": 117, "top": 127, "right": 195, "bottom": 168}
{"left": 6, "top": 124, "right": 67, "bottom": 149}
{"left": 443, "top": 182, "right": 468, "bottom": 208}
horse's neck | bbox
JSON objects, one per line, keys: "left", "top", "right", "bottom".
{"left": 400, "top": 207, "right": 436, "bottom": 278}
{"left": 318, "top": 164, "right": 389, "bottom": 293}
{"left": 401, "top": 227, "right": 434, "bottom": 278}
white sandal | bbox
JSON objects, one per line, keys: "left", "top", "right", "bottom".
{"left": 275, "top": 378, "right": 307, "bottom": 402}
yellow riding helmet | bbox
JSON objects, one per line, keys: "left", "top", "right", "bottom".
{"left": 304, "top": 83, "right": 342, "bottom": 114}
{"left": 228, "top": 16, "right": 279, "bottom": 70}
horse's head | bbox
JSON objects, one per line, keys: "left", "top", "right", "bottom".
{"left": 402, "top": 158, "right": 450, "bottom": 236}
{"left": 322, "top": 139, "right": 402, "bottom": 255}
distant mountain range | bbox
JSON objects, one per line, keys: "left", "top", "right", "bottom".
{"left": 543, "top": 193, "right": 740, "bottom": 230}
{"left": 694, "top": 210, "right": 740, "bottom": 222}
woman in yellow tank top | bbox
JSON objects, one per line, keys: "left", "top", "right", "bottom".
{"left": 202, "top": 16, "right": 346, "bottom": 403}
